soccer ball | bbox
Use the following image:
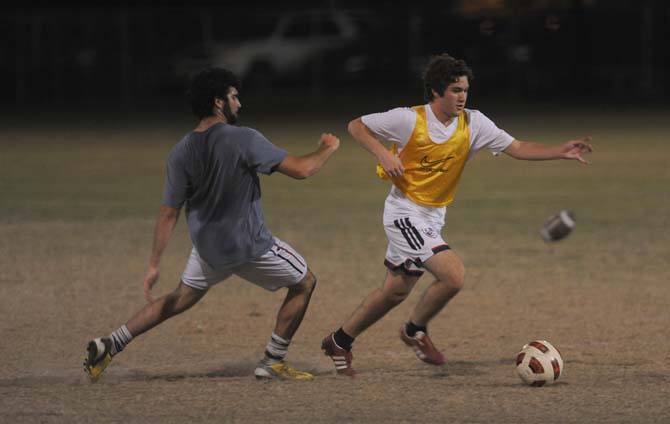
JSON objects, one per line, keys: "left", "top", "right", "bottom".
{"left": 515, "top": 340, "right": 564, "bottom": 386}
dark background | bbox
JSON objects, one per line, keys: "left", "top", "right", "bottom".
{"left": 2, "top": 0, "right": 669, "bottom": 114}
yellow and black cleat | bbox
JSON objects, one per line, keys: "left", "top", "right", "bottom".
{"left": 83, "top": 338, "right": 113, "bottom": 383}
{"left": 254, "top": 361, "right": 314, "bottom": 380}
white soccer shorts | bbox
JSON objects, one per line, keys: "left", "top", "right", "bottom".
{"left": 181, "top": 237, "right": 308, "bottom": 291}
{"left": 383, "top": 217, "right": 450, "bottom": 276}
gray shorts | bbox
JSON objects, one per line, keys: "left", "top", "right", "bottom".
{"left": 181, "top": 237, "right": 308, "bottom": 291}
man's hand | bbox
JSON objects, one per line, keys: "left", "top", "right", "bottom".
{"left": 144, "top": 205, "right": 180, "bottom": 302}
{"left": 561, "top": 136, "right": 593, "bottom": 164}
{"left": 348, "top": 117, "right": 404, "bottom": 176}
{"left": 378, "top": 149, "right": 405, "bottom": 177}
{"left": 143, "top": 266, "right": 160, "bottom": 303}
{"left": 276, "top": 132, "right": 340, "bottom": 179}
{"left": 319, "top": 132, "right": 340, "bottom": 152}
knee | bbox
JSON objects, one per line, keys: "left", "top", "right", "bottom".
{"left": 161, "top": 291, "right": 186, "bottom": 318}
{"left": 164, "top": 283, "right": 203, "bottom": 315}
{"left": 426, "top": 251, "right": 466, "bottom": 293}
{"left": 448, "top": 265, "right": 466, "bottom": 292}
{"left": 292, "top": 270, "right": 317, "bottom": 295}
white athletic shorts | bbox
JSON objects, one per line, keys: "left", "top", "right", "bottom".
{"left": 383, "top": 216, "right": 450, "bottom": 276}
{"left": 181, "top": 237, "right": 308, "bottom": 291}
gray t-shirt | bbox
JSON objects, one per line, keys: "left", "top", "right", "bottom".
{"left": 162, "top": 122, "right": 287, "bottom": 268}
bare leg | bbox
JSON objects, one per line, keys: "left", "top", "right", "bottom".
{"left": 342, "top": 270, "right": 421, "bottom": 338}
{"left": 125, "top": 281, "right": 208, "bottom": 337}
{"left": 409, "top": 249, "right": 465, "bottom": 326}
{"left": 272, "top": 270, "right": 317, "bottom": 340}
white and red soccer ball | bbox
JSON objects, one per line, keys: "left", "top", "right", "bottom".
{"left": 516, "top": 340, "right": 564, "bottom": 386}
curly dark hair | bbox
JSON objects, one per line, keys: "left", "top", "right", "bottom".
{"left": 187, "top": 67, "right": 240, "bottom": 119}
{"left": 423, "top": 54, "right": 474, "bottom": 102}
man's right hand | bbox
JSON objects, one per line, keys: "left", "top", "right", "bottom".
{"left": 319, "top": 132, "right": 340, "bottom": 152}
{"left": 378, "top": 149, "right": 405, "bottom": 177}
{"left": 143, "top": 266, "right": 160, "bottom": 303}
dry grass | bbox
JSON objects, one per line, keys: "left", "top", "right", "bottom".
{"left": 1, "top": 105, "right": 669, "bottom": 423}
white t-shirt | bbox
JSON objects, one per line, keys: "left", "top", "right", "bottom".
{"left": 361, "top": 105, "right": 514, "bottom": 225}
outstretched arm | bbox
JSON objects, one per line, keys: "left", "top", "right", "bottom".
{"left": 276, "top": 133, "right": 340, "bottom": 179}
{"left": 504, "top": 136, "right": 593, "bottom": 164}
{"left": 143, "top": 205, "right": 181, "bottom": 302}
{"left": 348, "top": 118, "right": 405, "bottom": 177}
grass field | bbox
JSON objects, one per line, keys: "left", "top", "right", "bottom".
{"left": 1, "top": 102, "right": 669, "bottom": 423}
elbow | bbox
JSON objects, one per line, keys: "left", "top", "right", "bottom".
{"left": 504, "top": 140, "right": 523, "bottom": 160}
{"left": 295, "top": 158, "right": 319, "bottom": 179}
{"left": 160, "top": 205, "right": 180, "bottom": 218}
{"left": 278, "top": 156, "right": 311, "bottom": 179}
{"left": 290, "top": 166, "right": 313, "bottom": 179}
{"left": 503, "top": 148, "right": 524, "bottom": 161}
{"left": 293, "top": 170, "right": 310, "bottom": 180}
{"left": 347, "top": 118, "right": 360, "bottom": 136}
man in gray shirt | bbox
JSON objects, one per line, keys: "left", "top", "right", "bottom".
{"left": 84, "top": 67, "right": 340, "bottom": 381}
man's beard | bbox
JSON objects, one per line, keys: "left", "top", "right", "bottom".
{"left": 223, "top": 102, "right": 238, "bottom": 125}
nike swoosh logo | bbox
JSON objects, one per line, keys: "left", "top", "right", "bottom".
{"left": 420, "top": 155, "right": 454, "bottom": 167}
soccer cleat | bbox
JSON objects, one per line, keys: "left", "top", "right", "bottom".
{"left": 321, "top": 333, "right": 356, "bottom": 377}
{"left": 399, "top": 326, "right": 446, "bottom": 365}
{"left": 83, "top": 337, "right": 113, "bottom": 383}
{"left": 254, "top": 361, "right": 314, "bottom": 380}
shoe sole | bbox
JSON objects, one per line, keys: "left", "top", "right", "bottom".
{"left": 254, "top": 367, "right": 275, "bottom": 379}
{"left": 253, "top": 364, "right": 314, "bottom": 380}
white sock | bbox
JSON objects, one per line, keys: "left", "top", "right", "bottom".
{"left": 109, "top": 325, "right": 133, "bottom": 356}
{"left": 263, "top": 333, "right": 290, "bottom": 364}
